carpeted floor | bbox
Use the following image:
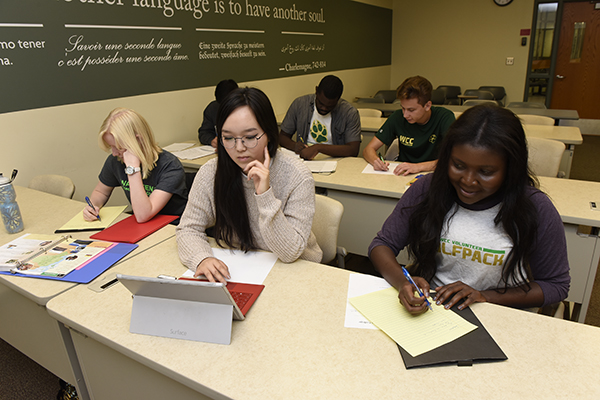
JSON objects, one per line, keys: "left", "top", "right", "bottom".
{"left": 0, "top": 338, "right": 61, "bottom": 400}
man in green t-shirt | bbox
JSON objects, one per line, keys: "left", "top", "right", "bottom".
{"left": 363, "top": 76, "right": 455, "bottom": 175}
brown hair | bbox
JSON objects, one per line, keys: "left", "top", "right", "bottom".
{"left": 396, "top": 76, "right": 433, "bottom": 106}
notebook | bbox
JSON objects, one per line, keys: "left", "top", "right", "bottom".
{"left": 90, "top": 214, "right": 177, "bottom": 243}
{"left": 178, "top": 277, "right": 264, "bottom": 317}
{"left": 54, "top": 206, "right": 127, "bottom": 233}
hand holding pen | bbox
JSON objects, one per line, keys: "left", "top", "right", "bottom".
{"left": 373, "top": 154, "right": 390, "bottom": 171}
{"left": 401, "top": 266, "right": 432, "bottom": 313}
{"left": 84, "top": 196, "right": 101, "bottom": 222}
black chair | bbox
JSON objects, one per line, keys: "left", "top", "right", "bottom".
{"left": 478, "top": 86, "right": 506, "bottom": 106}
{"left": 373, "top": 90, "right": 397, "bottom": 103}
{"left": 436, "top": 85, "right": 461, "bottom": 105}
{"left": 430, "top": 88, "right": 446, "bottom": 105}
{"left": 464, "top": 89, "right": 495, "bottom": 100}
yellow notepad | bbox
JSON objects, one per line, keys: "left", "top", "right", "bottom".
{"left": 55, "top": 206, "right": 127, "bottom": 233}
{"left": 349, "top": 287, "right": 477, "bottom": 357}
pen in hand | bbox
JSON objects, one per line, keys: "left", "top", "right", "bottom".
{"left": 85, "top": 196, "right": 101, "bottom": 222}
{"left": 402, "top": 266, "right": 432, "bottom": 311}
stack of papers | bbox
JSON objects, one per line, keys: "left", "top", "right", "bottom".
{"left": 304, "top": 160, "right": 337, "bottom": 173}
{"left": 163, "top": 143, "right": 195, "bottom": 152}
{"left": 172, "top": 145, "right": 215, "bottom": 160}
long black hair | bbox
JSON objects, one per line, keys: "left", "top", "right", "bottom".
{"left": 407, "top": 103, "right": 538, "bottom": 291}
{"left": 213, "top": 87, "right": 279, "bottom": 251}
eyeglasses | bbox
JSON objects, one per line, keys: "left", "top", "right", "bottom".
{"left": 221, "top": 132, "right": 266, "bottom": 149}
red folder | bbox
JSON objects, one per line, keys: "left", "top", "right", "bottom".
{"left": 90, "top": 214, "right": 177, "bottom": 243}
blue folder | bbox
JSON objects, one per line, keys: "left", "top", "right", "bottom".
{"left": 0, "top": 241, "right": 138, "bottom": 284}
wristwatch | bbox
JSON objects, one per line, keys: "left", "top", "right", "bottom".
{"left": 124, "top": 166, "right": 141, "bottom": 175}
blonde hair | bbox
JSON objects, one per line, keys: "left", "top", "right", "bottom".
{"left": 98, "top": 108, "right": 161, "bottom": 179}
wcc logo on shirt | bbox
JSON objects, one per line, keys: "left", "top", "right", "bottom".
{"left": 311, "top": 120, "right": 328, "bottom": 143}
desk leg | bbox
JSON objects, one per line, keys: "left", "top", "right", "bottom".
{"left": 563, "top": 224, "right": 600, "bottom": 322}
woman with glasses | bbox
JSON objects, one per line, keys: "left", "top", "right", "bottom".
{"left": 176, "top": 87, "right": 322, "bottom": 282}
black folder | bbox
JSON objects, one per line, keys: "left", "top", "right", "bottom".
{"left": 398, "top": 305, "right": 507, "bottom": 368}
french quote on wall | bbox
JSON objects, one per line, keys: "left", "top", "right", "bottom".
{"left": 0, "top": 0, "right": 391, "bottom": 113}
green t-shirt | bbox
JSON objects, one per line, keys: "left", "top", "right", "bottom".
{"left": 375, "top": 106, "right": 455, "bottom": 163}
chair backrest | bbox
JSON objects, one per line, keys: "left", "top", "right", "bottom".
{"left": 312, "top": 194, "right": 344, "bottom": 264}
{"left": 357, "top": 108, "right": 383, "bottom": 118}
{"left": 373, "top": 90, "right": 397, "bottom": 103}
{"left": 430, "top": 88, "right": 446, "bottom": 105}
{"left": 464, "top": 89, "right": 495, "bottom": 100}
{"left": 28, "top": 174, "right": 76, "bottom": 199}
{"left": 507, "top": 101, "right": 547, "bottom": 109}
{"left": 463, "top": 99, "right": 498, "bottom": 107}
{"left": 527, "top": 137, "right": 565, "bottom": 177}
{"left": 355, "top": 97, "right": 385, "bottom": 104}
{"left": 519, "top": 114, "right": 555, "bottom": 126}
{"left": 453, "top": 111, "right": 463, "bottom": 119}
{"left": 384, "top": 138, "right": 399, "bottom": 161}
{"left": 478, "top": 86, "right": 506, "bottom": 105}
{"left": 436, "top": 85, "right": 461, "bottom": 100}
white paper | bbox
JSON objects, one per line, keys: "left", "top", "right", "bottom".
{"left": 181, "top": 248, "right": 278, "bottom": 285}
{"left": 163, "top": 142, "right": 195, "bottom": 152}
{"left": 361, "top": 162, "right": 401, "bottom": 175}
{"left": 304, "top": 160, "right": 337, "bottom": 173}
{"left": 345, "top": 273, "right": 392, "bottom": 329}
{"left": 173, "top": 145, "right": 215, "bottom": 160}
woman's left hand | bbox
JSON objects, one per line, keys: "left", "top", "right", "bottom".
{"left": 122, "top": 149, "right": 141, "bottom": 169}
{"left": 245, "top": 147, "right": 271, "bottom": 195}
{"left": 434, "top": 281, "right": 487, "bottom": 310}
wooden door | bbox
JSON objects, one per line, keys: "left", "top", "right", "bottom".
{"left": 550, "top": 2, "right": 600, "bottom": 118}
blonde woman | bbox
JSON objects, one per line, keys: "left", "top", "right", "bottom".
{"left": 83, "top": 108, "right": 188, "bottom": 223}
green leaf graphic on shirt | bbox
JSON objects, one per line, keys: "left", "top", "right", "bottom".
{"left": 311, "top": 120, "right": 328, "bottom": 143}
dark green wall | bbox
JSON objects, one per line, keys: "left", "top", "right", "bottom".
{"left": 0, "top": 0, "right": 391, "bottom": 114}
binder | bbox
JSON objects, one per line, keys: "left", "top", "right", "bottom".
{"left": 0, "top": 236, "right": 137, "bottom": 283}
{"left": 90, "top": 214, "right": 177, "bottom": 243}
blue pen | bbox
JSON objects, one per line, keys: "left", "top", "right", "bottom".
{"left": 85, "top": 196, "right": 101, "bottom": 222}
{"left": 402, "top": 266, "right": 432, "bottom": 311}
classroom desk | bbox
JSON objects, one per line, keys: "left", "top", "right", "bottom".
{"left": 351, "top": 102, "right": 580, "bottom": 121}
{"left": 312, "top": 158, "right": 600, "bottom": 322}
{"left": 0, "top": 187, "right": 176, "bottom": 398}
{"left": 46, "top": 236, "right": 600, "bottom": 399}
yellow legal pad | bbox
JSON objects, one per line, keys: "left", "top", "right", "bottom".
{"left": 349, "top": 287, "right": 477, "bottom": 357}
{"left": 55, "top": 206, "right": 127, "bottom": 233}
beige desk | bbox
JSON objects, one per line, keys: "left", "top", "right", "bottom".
{"left": 46, "top": 236, "right": 600, "bottom": 399}
{"left": 538, "top": 177, "right": 600, "bottom": 322}
{"left": 0, "top": 187, "right": 176, "bottom": 398}
{"left": 352, "top": 102, "right": 580, "bottom": 121}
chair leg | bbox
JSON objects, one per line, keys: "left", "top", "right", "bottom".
{"left": 336, "top": 246, "right": 347, "bottom": 269}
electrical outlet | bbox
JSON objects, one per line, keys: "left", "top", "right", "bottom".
{"left": 506, "top": 57, "right": 514, "bottom": 65}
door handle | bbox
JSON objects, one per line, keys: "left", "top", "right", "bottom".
{"left": 556, "top": 75, "right": 565, "bottom": 79}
